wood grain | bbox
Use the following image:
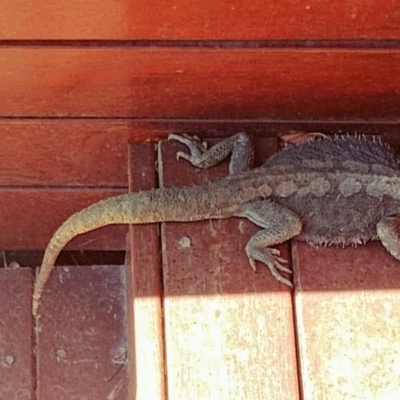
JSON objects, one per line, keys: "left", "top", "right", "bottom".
{"left": 160, "top": 138, "right": 299, "bottom": 399}
{"left": 1, "top": 48, "right": 399, "bottom": 120}
{"left": 0, "top": 0, "right": 399, "bottom": 40}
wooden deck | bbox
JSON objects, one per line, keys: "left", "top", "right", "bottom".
{"left": 1, "top": 1, "right": 400, "bottom": 398}
{"left": 1, "top": 135, "right": 400, "bottom": 399}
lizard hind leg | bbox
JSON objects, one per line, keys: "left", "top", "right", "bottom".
{"left": 245, "top": 232, "right": 293, "bottom": 287}
{"left": 237, "top": 200, "right": 303, "bottom": 287}
{"left": 168, "top": 132, "right": 254, "bottom": 174}
{"left": 377, "top": 214, "right": 400, "bottom": 261}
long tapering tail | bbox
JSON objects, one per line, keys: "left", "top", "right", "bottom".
{"left": 32, "top": 182, "right": 239, "bottom": 315}
{"left": 32, "top": 192, "right": 137, "bottom": 315}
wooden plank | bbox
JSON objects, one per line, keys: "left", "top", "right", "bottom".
{"left": 36, "top": 265, "right": 129, "bottom": 399}
{"left": 0, "top": 268, "right": 34, "bottom": 399}
{"left": 1, "top": 119, "right": 400, "bottom": 189}
{"left": 127, "top": 143, "right": 165, "bottom": 400}
{"left": 1, "top": 48, "right": 399, "bottom": 120}
{"left": 0, "top": 0, "right": 399, "bottom": 40}
{"left": 1, "top": 120, "right": 400, "bottom": 189}
{"left": 0, "top": 188, "right": 127, "bottom": 250}
{"left": 0, "top": 120, "right": 129, "bottom": 186}
{"left": 293, "top": 240, "right": 400, "bottom": 398}
{"left": 160, "top": 138, "right": 299, "bottom": 399}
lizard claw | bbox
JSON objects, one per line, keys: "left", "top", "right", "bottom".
{"left": 246, "top": 246, "right": 293, "bottom": 287}
{"left": 176, "top": 151, "right": 190, "bottom": 162}
{"left": 168, "top": 133, "right": 210, "bottom": 167}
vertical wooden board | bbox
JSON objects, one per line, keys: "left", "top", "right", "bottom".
{"left": 36, "top": 265, "right": 129, "bottom": 399}
{"left": 127, "top": 143, "right": 165, "bottom": 400}
{"left": 0, "top": 269, "right": 34, "bottom": 399}
{"left": 159, "top": 138, "right": 299, "bottom": 399}
{"left": 293, "top": 241, "right": 400, "bottom": 399}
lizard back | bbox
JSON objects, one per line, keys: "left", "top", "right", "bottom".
{"left": 258, "top": 135, "right": 400, "bottom": 246}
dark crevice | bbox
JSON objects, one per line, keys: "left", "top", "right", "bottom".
{"left": 155, "top": 142, "right": 169, "bottom": 400}
{"left": 0, "top": 39, "right": 399, "bottom": 49}
{"left": 289, "top": 241, "right": 305, "bottom": 400}
{"left": 31, "top": 268, "right": 38, "bottom": 400}
{"left": 0, "top": 116, "right": 400, "bottom": 125}
{"left": 0, "top": 184, "right": 127, "bottom": 190}
{"left": 0, "top": 250, "right": 126, "bottom": 269}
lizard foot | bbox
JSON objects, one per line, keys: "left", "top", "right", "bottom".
{"left": 168, "top": 133, "right": 209, "bottom": 165}
{"left": 246, "top": 245, "right": 293, "bottom": 288}
{"left": 168, "top": 132, "right": 254, "bottom": 173}
{"left": 377, "top": 214, "right": 400, "bottom": 261}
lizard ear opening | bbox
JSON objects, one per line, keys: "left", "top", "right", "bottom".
{"left": 377, "top": 215, "right": 400, "bottom": 261}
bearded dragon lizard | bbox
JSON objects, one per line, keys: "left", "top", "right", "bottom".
{"left": 32, "top": 133, "right": 400, "bottom": 315}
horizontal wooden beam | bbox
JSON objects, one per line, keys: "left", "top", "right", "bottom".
{"left": 1, "top": 48, "right": 399, "bottom": 119}
{"left": 1, "top": 119, "right": 399, "bottom": 187}
{"left": 0, "top": 1, "right": 399, "bottom": 40}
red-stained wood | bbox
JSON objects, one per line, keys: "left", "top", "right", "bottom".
{"left": 36, "top": 265, "right": 129, "bottom": 399}
{"left": 0, "top": 0, "right": 399, "bottom": 40}
{"left": 293, "top": 240, "right": 400, "bottom": 398}
{"left": 0, "top": 188, "right": 127, "bottom": 250}
{"left": 0, "top": 120, "right": 129, "bottom": 186}
{"left": 1, "top": 120, "right": 400, "bottom": 188}
{"left": 160, "top": 138, "right": 299, "bottom": 399}
{"left": 0, "top": 269, "right": 34, "bottom": 399}
{"left": 1, "top": 48, "right": 399, "bottom": 120}
{"left": 127, "top": 143, "right": 165, "bottom": 400}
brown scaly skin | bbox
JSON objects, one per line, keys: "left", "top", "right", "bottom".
{"left": 33, "top": 133, "right": 400, "bottom": 315}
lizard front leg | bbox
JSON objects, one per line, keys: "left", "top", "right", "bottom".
{"left": 168, "top": 132, "right": 254, "bottom": 174}
{"left": 236, "top": 200, "right": 303, "bottom": 287}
